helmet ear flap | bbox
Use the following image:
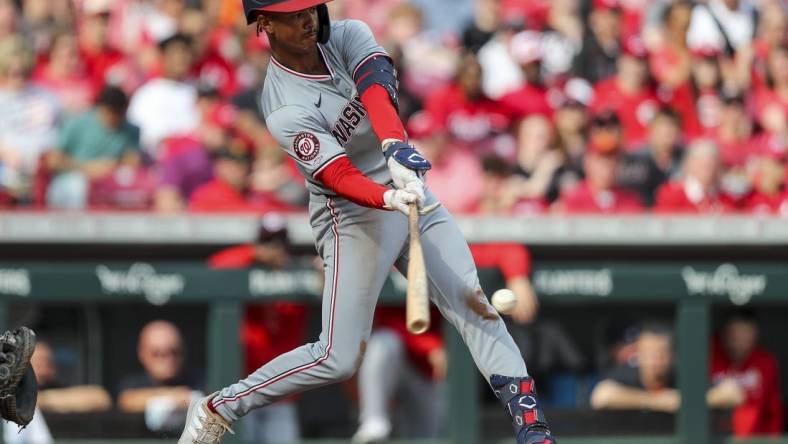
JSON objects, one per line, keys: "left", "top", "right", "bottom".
{"left": 316, "top": 3, "right": 330, "bottom": 44}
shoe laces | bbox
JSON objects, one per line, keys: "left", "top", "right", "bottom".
{"left": 191, "top": 405, "right": 234, "bottom": 444}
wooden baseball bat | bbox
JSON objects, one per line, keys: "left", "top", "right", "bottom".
{"left": 406, "top": 203, "right": 430, "bottom": 335}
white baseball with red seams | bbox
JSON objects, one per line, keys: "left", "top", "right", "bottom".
{"left": 208, "top": 19, "right": 531, "bottom": 424}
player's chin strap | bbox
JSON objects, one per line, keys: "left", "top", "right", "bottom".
{"left": 490, "top": 375, "right": 557, "bottom": 444}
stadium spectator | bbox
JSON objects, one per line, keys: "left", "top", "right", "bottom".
{"left": 538, "top": 0, "right": 583, "bottom": 82}
{"left": 573, "top": 0, "right": 622, "bottom": 84}
{"left": 411, "top": 111, "right": 484, "bottom": 214}
{"left": 117, "top": 320, "right": 201, "bottom": 414}
{"left": 46, "top": 86, "right": 141, "bottom": 209}
{"left": 742, "top": 153, "right": 788, "bottom": 215}
{"left": 32, "top": 30, "right": 95, "bottom": 114}
{"left": 754, "top": 44, "right": 788, "bottom": 121}
{"left": 619, "top": 108, "right": 684, "bottom": 206}
{"left": 711, "top": 309, "right": 784, "bottom": 437}
{"left": 352, "top": 307, "right": 446, "bottom": 443}
{"left": 32, "top": 341, "right": 112, "bottom": 413}
{"left": 591, "top": 322, "right": 745, "bottom": 412}
{"left": 499, "top": 30, "right": 554, "bottom": 118}
{"left": 0, "top": 34, "right": 61, "bottom": 203}
{"left": 655, "top": 139, "right": 737, "bottom": 213}
{"left": 0, "top": 0, "right": 20, "bottom": 41}
{"left": 713, "top": 94, "right": 755, "bottom": 169}
{"left": 687, "top": 0, "right": 758, "bottom": 53}
{"left": 188, "top": 144, "right": 255, "bottom": 212}
{"left": 649, "top": 1, "right": 693, "bottom": 89}
{"left": 424, "top": 52, "right": 511, "bottom": 156}
{"left": 127, "top": 34, "right": 199, "bottom": 156}
{"left": 77, "top": 0, "right": 128, "bottom": 94}
{"left": 557, "top": 135, "right": 642, "bottom": 214}
{"left": 509, "top": 115, "right": 566, "bottom": 205}
{"left": 153, "top": 88, "right": 235, "bottom": 212}
{"left": 553, "top": 77, "right": 593, "bottom": 176}
{"left": 462, "top": 0, "right": 502, "bottom": 52}
{"left": 590, "top": 36, "right": 660, "bottom": 150}
{"left": 209, "top": 215, "right": 310, "bottom": 444}
{"left": 20, "top": 0, "right": 74, "bottom": 55}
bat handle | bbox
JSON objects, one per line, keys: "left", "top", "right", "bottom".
{"left": 408, "top": 203, "right": 419, "bottom": 236}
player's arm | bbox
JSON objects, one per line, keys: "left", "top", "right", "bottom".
{"left": 590, "top": 380, "right": 680, "bottom": 412}
{"left": 340, "top": 21, "right": 431, "bottom": 193}
{"left": 265, "top": 106, "right": 417, "bottom": 214}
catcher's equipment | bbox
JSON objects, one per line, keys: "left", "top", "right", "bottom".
{"left": 0, "top": 327, "right": 37, "bottom": 427}
{"left": 243, "top": 0, "right": 332, "bottom": 44}
{"left": 490, "top": 374, "right": 557, "bottom": 444}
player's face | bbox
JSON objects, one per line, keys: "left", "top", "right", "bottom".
{"left": 261, "top": 7, "right": 320, "bottom": 54}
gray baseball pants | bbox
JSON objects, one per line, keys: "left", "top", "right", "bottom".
{"left": 212, "top": 190, "right": 528, "bottom": 422}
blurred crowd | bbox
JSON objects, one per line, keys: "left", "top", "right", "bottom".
{"left": 0, "top": 0, "right": 786, "bottom": 215}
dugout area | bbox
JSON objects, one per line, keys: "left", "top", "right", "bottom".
{"left": 2, "top": 214, "right": 788, "bottom": 444}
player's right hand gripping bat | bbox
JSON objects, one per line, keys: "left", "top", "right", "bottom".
{"left": 406, "top": 203, "right": 430, "bottom": 334}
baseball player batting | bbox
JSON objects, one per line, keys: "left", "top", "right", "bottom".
{"left": 178, "top": 2, "right": 556, "bottom": 444}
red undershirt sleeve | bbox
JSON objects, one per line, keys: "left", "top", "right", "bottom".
{"left": 359, "top": 84, "right": 407, "bottom": 143}
{"left": 316, "top": 155, "right": 389, "bottom": 209}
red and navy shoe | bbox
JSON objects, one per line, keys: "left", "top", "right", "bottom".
{"left": 490, "top": 375, "right": 557, "bottom": 444}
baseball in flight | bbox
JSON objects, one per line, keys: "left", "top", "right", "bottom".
{"left": 491, "top": 289, "right": 518, "bottom": 314}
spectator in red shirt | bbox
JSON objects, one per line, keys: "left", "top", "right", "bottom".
{"left": 590, "top": 36, "right": 661, "bottom": 150}
{"left": 742, "top": 153, "right": 788, "bottom": 215}
{"left": 424, "top": 52, "right": 511, "bottom": 155}
{"left": 188, "top": 144, "right": 255, "bottom": 213}
{"left": 557, "top": 138, "right": 643, "bottom": 214}
{"left": 208, "top": 214, "right": 310, "bottom": 443}
{"left": 655, "top": 139, "right": 737, "bottom": 213}
{"left": 509, "top": 115, "right": 567, "bottom": 205}
{"left": 499, "top": 30, "right": 553, "bottom": 119}
{"left": 33, "top": 30, "right": 96, "bottom": 114}
{"left": 77, "top": 0, "right": 126, "bottom": 94}
{"left": 649, "top": 1, "right": 693, "bottom": 89}
{"left": 409, "top": 111, "right": 484, "bottom": 214}
{"left": 711, "top": 309, "right": 784, "bottom": 437}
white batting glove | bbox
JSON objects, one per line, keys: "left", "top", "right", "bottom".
{"left": 387, "top": 156, "right": 423, "bottom": 190}
{"left": 383, "top": 189, "right": 420, "bottom": 215}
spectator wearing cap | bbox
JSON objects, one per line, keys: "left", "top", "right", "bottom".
{"left": 32, "top": 30, "right": 95, "bottom": 114}
{"left": 556, "top": 136, "right": 642, "bottom": 214}
{"left": 208, "top": 215, "right": 311, "bottom": 443}
{"left": 499, "top": 30, "right": 554, "bottom": 119}
{"left": 711, "top": 309, "right": 784, "bottom": 437}
{"left": 127, "top": 34, "right": 199, "bottom": 157}
{"left": 573, "top": 0, "right": 622, "bottom": 84}
{"left": 553, "top": 78, "right": 594, "bottom": 178}
{"left": 688, "top": 0, "right": 758, "bottom": 54}
{"left": 410, "top": 111, "right": 484, "bottom": 214}
{"left": 0, "top": 34, "right": 61, "bottom": 201}
{"left": 77, "top": 0, "right": 126, "bottom": 94}
{"left": 655, "top": 139, "right": 737, "bottom": 213}
{"left": 47, "top": 86, "right": 144, "bottom": 209}
{"left": 742, "top": 152, "right": 788, "bottom": 215}
{"left": 188, "top": 143, "right": 254, "bottom": 212}
{"left": 590, "top": 36, "right": 661, "bottom": 150}
{"left": 618, "top": 108, "right": 684, "bottom": 207}
{"left": 424, "top": 52, "right": 512, "bottom": 153}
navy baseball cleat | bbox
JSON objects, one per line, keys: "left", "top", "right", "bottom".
{"left": 490, "top": 375, "right": 557, "bottom": 444}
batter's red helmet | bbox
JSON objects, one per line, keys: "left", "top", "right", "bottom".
{"left": 242, "top": 0, "right": 333, "bottom": 24}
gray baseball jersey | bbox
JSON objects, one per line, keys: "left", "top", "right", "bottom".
{"left": 212, "top": 19, "right": 530, "bottom": 422}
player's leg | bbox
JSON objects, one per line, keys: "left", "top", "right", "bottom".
{"left": 352, "top": 328, "right": 405, "bottom": 443}
{"left": 179, "top": 199, "right": 408, "bottom": 444}
{"left": 395, "top": 191, "right": 556, "bottom": 444}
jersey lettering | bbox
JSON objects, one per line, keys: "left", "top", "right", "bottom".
{"left": 331, "top": 96, "right": 368, "bottom": 146}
